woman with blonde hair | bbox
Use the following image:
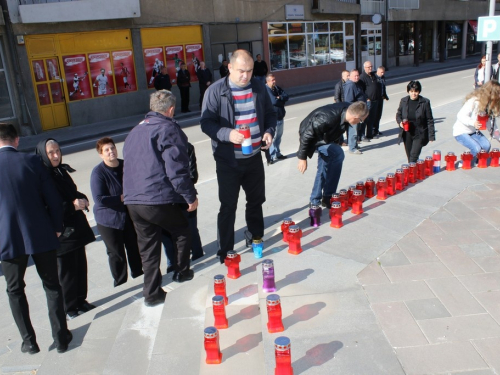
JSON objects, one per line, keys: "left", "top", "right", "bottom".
{"left": 453, "top": 80, "right": 500, "bottom": 163}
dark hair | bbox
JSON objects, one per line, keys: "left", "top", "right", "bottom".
{"left": 478, "top": 55, "right": 486, "bottom": 69}
{"left": 407, "top": 80, "right": 422, "bottom": 93}
{"left": 96, "top": 137, "right": 115, "bottom": 154}
{"left": 0, "top": 123, "right": 18, "bottom": 142}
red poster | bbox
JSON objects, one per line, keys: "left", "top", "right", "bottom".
{"left": 37, "top": 83, "right": 50, "bottom": 106}
{"left": 185, "top": 44, "right": 204, "bottom": 82}
{"left": 143, "top": 47, "right": 164, "bottom": 88}
{"left": 62, "top": 54, "right": 91, "bottom": 101}
{"left": 165, "top": 45, "right": 184, "bottom": 85}
{"left": 50, "top": 82, "right": 64, "bottom": 104}
{"left": 112, "top": 50, "right": 136, "bottom": 93}
{"left": 46, "top": 58, "right": 60, "bottom": 80}
{"left": 32, "top": 60, "right": 46, "bottom": 82}
{"left": 89, "top": 52, "right": 113, "bottom": 97}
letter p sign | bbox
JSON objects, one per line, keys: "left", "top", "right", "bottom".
{"left": 478, "top": 17, "right": 500, "bottom": 41}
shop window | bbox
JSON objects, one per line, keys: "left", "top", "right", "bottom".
{"left": 397, "top": 22, "right": 414, "bottom": 55}
{"left": 269, "top": 23, "right": 287, "bottom": 35}
{"left": 269, "top": 36, "right": 289, "bottom": 70}
{"left": 289, "top": 35, "right": 306, "bottom": 68}
{"left": 330, "top": 33, "right": 345, "bottom": 62}
{"left": 315, "top": 22, "right": 329, "bottom": 33}
{"left": 330, "top": 22, "right": 343, "bottom": 32}
{"left": 345, "top": 23, "right": 354, "bottom": 37}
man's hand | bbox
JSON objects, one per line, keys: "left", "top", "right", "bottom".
{"left": 261, "top": 133, "right": 273, "bottom": 150}
{"left": 229, "top": 129, "right": 245, "bottom": 144}
{"left": 73, "top": 199, "right": 87, "bottom": 211}
{"left": 187, "top": 198, "right": 198, "bottom": 212}
{"left": 298, "top": 159, "right": 307, "bottom": 174}
{"left": 56, "top": 232, "right": 61, "bottom": 237}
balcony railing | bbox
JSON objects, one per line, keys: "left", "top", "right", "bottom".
{"left": 361, "top": 0, "right": 386, "bottom": 15}
{"left": 389, "top": 0, "right": 419, "bottom": 9}
{"left": 19, "top": 0, "right": 76, "bottom": 4}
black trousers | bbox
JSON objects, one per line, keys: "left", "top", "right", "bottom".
{"left": 127, "top": 204, "right": 191, "bottom": 303}
{"left": 57, "top": 247, "right": 88, "bottom": 314}
{"left": 216, "top": 153, "right": 265, "bottom": 257}
{"left": 402, "top": 132, "right": 424, "bottom": 163}
{"left": 97, "top": 216, "right": 144, "bottom": 287}
{"left": 373, "top": 100, "right": 384, "bottom": 135}
{"left": 179, "top": 86, "right": 190, "bottom": 111}
{"left": 1, "top": 250, "right": 68, "bottom": 346}
{"left": 358, "top": 100, "right": 379, "bottom": 140}
{"left": 199, "top": 85, "right": 207, "bottom": 108}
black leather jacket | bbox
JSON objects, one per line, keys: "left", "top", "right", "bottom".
{"left": 297, "top": 103, "right": 350, "bottom": 160}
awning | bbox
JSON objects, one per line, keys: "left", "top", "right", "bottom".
{"left": 469, "top": 20, "right": 478, "bottom": 35}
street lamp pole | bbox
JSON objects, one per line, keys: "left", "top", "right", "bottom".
{"left": 484, "top": 0, "right": 496, "bottom": 83}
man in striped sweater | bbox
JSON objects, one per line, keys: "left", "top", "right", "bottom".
{"left": 200, "top": 49, "right": 276, "bottom": 263}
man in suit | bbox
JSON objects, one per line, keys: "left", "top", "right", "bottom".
{"left": 0, "top": 124, "right": 71, "bottom": 354}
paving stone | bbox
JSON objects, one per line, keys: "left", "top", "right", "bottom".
{"left": 414, "top": 219, "right": 446, "bottom": 238}
{"left": 449, "top": 370, "right": 495, "bottom": 375}
{"left": 475, "top": 207, "right": 500, "bottom": 228}
{"left": 371, "top": 301, "right": 428, "bottom": 347}
{"left": 383, "top": 262, "right": 452, "bottom": 282}
{"left": 473, "top": 256, "right": 500, "bottom": 272}
{"left": 473, "top": 291, "right": 500, "bottom": 325}
{"left": 396, "top": 342, "right": 488, "bottom": 374}
{"left": 444, "top": 200, "right": 484, "bottom": 221}
{"left": 459, "top": 243, "right": 497, "bottom": 258}
{"left": 462, "top": 198, "right": 500, "bottom": 210}
{"left": 357, "top": 261, "right": 390, "bottom": 286}
{"left": 437, "top": 219, "right": 495, "bottom": 234}
{"left": 459, "top": 273, "right": 500, "bottom": 293}
{"left": 405, "top": 298, "right": 451, "bottom": 320}
{"left": 363, "top": 281, "right": 436, "bottom": 304}
{"left": 432, "top": 245, "right": 484, "bottom": 276}
{"left": 430, "top": 208, "right": 459, "bottom": 223}
{"left": 397, "top": 232, "right": 439, "bottom": 264}
{"left": 472, "top": 337, "right": 500, "bottom": 373}
{"left": 426, "top": 277, "right": 486, "bottom": 316}
{"left": 473, "top": 229, "right": 500, "bottom": 252}
{"left": 377, "top": 245, "right": 411, "bottom": 267}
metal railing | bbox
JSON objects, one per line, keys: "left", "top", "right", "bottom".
{"left": 388, "top": 0, "right": 419, "bottom": 9}
{"left": 361, "top": 0, "right": 386, "bottom": 15}
{"left": 19, "top": 0, "right": 76, "bottom": 4}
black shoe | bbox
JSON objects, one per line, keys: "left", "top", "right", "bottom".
{"left": 21, "top": 342, "right": 40, "bottom": 355}
{"left": 49, "top": 331, "right": 72, "bottom": 354}
{"left": 378, "top": 131, "right": 383, "bottom": 136}
{"left": 321, "top": 197, "right": 332, "bottom": 209}
{"left": 66, "top": 310, "right": 79, "bottom": 320}
{"left": 173, "top": 269, "right": 194, "bottom": 283}
{"left": 144, "top": 291, "right": 167, "bottom": 307}
{"left": 78, "top": 301, "right": 96, "bottom": 313}
{"left": 131, "top": 270, "right": 144, "bottom": 279}
{"left": 166, "top": 265, "right": 175, "bottom": 274}
{"left": 277, "top": 155, "right": 287, "bottom": 160}
{"left": 267, "top": 159, "right": 274, "bottom": 166}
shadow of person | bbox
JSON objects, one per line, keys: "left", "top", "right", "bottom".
{"left": 228, "top": 284, "right": 258, "bottom": 304}
{"left": 282, "top": 302, "right": 326, "bottom": 329}
{"left": 292, "top": 341, "right": 344, "bottom": 373}
{"left": 228, "top": 305, "right": 260, "bottom": 326}
{"left": 302, "top": 236, "right": 331, "bottom": 251}
{"left": 223, "top": 332, "right": 262, "bottom": 361}
{"left": 276, "top": 268, "right": 314, "bottom": 290}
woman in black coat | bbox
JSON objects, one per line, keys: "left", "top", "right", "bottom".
{"left": 396, "top": 80, "right": 435, "bottom": 163}
{"left": 35, "top": 138, "right": 96, "bottom": 320}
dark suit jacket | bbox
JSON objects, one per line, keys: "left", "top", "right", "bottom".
{"left": 0, "top": 147, "right": 62, "bottom": 260}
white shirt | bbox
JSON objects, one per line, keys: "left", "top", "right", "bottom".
{"left": 453, "top": 97, "right": 479, "bottom": 136}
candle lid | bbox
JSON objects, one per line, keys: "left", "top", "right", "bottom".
{"left": 332, "top": 193, "right": 340, "bottom": 199}
{"left": 331, "top": 202, "right": 341, "bottom": 208}
{"left": 479, "top": 150, "right": 487, "bottom": 153}
{"left": 227, "top": 250, "right": 237, "bottom": 259}
{"left": 353, "top": 189, "right": 362, "bottom": 196}
{"left": 348, "top": 185, "right": 356, "bottom": 191}
{"left": 262, "top": 259, "right": 274, "bottom": 270}
{"left": 493, "top": 148, "right": 500, "bottom": 152}
{"left": 409, "top": 162, "right": 416, "bottom": 167}
{"left": 463, "top": 150, "right": 472, "bottom": 155}
{"left": 204, "top": 326, "right": 218, "bottom": 338}
{"left": 387, "top": 173, "right": 395, "bottom": 178}
{"left": 214, "top": 274, "right": 225, "bottom": 284}
{"left": 402, "top": 164, "right": 409, "bottom": 169}
{"left": 378, "top": 177, "right": 386, "bottom": 182}
{"left": 395, "top": 169, "right": 403, "bottom": 174}
{"left": 417, "top": 159, "right": 424, "bottom": 164}
{"left": 238, "top": 124, "right": 249, "bottom": 130}
{"left": 266, "top": 294, "right": 281, "bottom": 306}
{"left": 274, "top": 336, "right": 291, "bottom": 351}
{"left": 310, "top": 205, "right": 320, "bottom": 210}
{"left": 356, "top": 181, "right": 364, "bottom": 185}
{"left": 366, "top": 177, "right": 374, "bottom": 182}
{"left": 212, "top": 295, "right": 224, "bottom": 305}
{"left": 283, "top": 217, "right": 293, "bottom": 224}
{"left": 433, "top": 150, "right": 441, "bottom": 154}
{"left": 339, "top": 189, "right": 347, "bottom": 195}
{"left": 252, "top": 238, "right": 263, "bottom": 244}
{"left": 288, "top": 225, "right": 300, "bottom": 233}
{"left": 425, "top": 156, "right": 433, "bottom": 160}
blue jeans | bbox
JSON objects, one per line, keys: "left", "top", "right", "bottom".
{"left": 269, "top": 119, "right": 284, "bottom": 160}
{"left": 455, "top": 132, "right": 491, "bottom": 158}
{"left": 310, "top": 143, "right": 345, "bottom": 205}
{"left": 347, "top": 125, "right": 358, "bottom": 152}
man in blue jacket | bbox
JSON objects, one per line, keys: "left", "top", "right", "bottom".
{"left": 265, "top": 73, "right": 289, "bottom": 165}
{"left": 123, "top": 90, "right": 198, "bottom": 307}
{"left": 0, "top": 123, "right": 71, "bottom": 354}
{"left": 200, "top": 49, "right": 276, "bottom": 263}
{"left": 343, "top": 69, "right": 367, "bottom": 155}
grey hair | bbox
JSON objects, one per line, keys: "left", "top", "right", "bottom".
{"left": 46, "top": 139, "right": 59, "bottom": 147}
{"left": 347, "top": 101, "right": 369, "bottom": 118}
{"left": 150, "top": 90, "right": 176, "bottom": 113}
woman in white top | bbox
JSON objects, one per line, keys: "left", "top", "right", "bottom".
{"left": 453, "top": 80, "right": 499, "bottom": 160}
{"left": 474, "top": 56, "right": 486, "bottom": 89}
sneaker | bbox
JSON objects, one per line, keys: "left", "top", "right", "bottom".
{"left": 349, "top": 150, "right": 363, "bottom": 155}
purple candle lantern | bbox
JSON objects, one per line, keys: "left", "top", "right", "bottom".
{"left": 309, "top": 205, "right": 322, "bottom": 227}
{"left": 262, "top": 259, "right": 277, "bottom": 293}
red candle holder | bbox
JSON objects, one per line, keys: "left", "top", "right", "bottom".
{"left": 274, "top": 336, "right": 293, "bottom": 375}
{"left": 364, "top": 178, "right": 375, "bottom": 198}
{"left": 477, "top": 112, "right": 488, "bottom": 131}
{"left": 395, "top": 169, "right": 404, "bottom": 191}
{"left": 266, "top": 294, "right": 284, "bottom": 333}
{"left": 445, "top": 152, "right": 457, "bottom": 171}
{"left": 490, "top": 148, "right": 500, "bottom": 167}
{"left": 386, "top": 173, "right": 396, "bottom": 196}
{"left": 351, "top": 190, "right": 364, "bottom": 214}
{"left": 416, "top": 159, "right": 425, "bottom": 180}
{"left": 461, "top": 150, "right": 473, "bottom": 170}
{"left": 281, "top": 218, "right": 295, "bottom": 243}
{"left": 287, "top": 225, "right": 302, "bottom": 255}
{"left": 212, "top": 295, "right": 228, "bottom": 329}
{"left": 355, "top": 181, "right": 365, "bottom": 196}
{"left": 204, "top": 327, "right": 222, "bottom": 364}
{"left": 339, "top": 189, "right": 349, "bottom": 212}
{"left": 329, "top": 193, "right": 341, "bottom": 211}
{"left": 376, "top": 177, "right": 387, "bottom": 200}
{"left": 329, "top": 202, "right": 343, "bottom": 228}
{"left": 408, "top": 163, "right": 417, "bottom": 183}
{"left": 477, "top": 149, "right": 489, "bottom": 168}
{"left": 224, "top": 251, "right": 241, "bottom": 279}
{"left": 347, "top": 185, "right": 356, "bottom": 208}
{"left": 401, "top": 164, "right": 409, "bottom": 186}
{"left": 214, "top": 274, "right": 228, "bottom": 305}
{"left": 424, "top": 156, "right": 434, "bottom": 176}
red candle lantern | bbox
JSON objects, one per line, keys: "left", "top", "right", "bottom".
{"left": 490, "top": 148, "right": 500, "bottom": 167}
{"left": 351, "top": 190, "right": 364, "bottom": 214}
{"left": 355, "top": 180, "right": 365, "bottom": 195}
{"left": 339, "top": 189, "right": 349, "bottom": 212}
{"left": 347, "top": 185, "right": 356, "bottom": 208}
{"left": 401, "top": 164, "right": 409, "bottom": 186}
{"left": 461, "top": 150, "right": 473, "bottom": 170}
{"left": 329, "top": 201, "right": 343, "bottom": 228}
{"left": 287, "top": 225, "right": 302, "bottom": 255}
{"left": 445, "top": 152, "right": 457, "bottom": 171}
{"left": 386, "top": 173, "right": 396, "bottom": 196}
{"left": 274, "top": 336, "right": 293, "bottom": 375}
{"left": 416, "top": 159, "right": 425, "bottom": 180}
{"left": 376, "top": 177, "right": 387, "bottom": 200}
{"left": 224, "top": 250, "right": 241, "bottom": 279}
{"left": 477, "top": 111, "right": 488, "bottom": 131}
{"left": 204, "top": 327, "right": 222, "bottom": 364}
{"left": 477, "top": 149, "right": 489, "bottom": 168}
{"left": 395, "top": 169, "right": 404, "bottom": 191}
{"left": 213, "top": 274, "right": 228, "bottom": 305}
{"left": 212, "top": 295, "right": 228, "bottom": 329}
{"left": 329, "top": 193, "right": 341, "bottom": 210}
{"left": 364, "top": 177, "right": 375, "bottom": 198}
{"left": 281, "top": 218, "right": 295, "bottom": 243}
{"left": 408, "top": 162, "right": 417, "bottom": 183}
{"left": 266, "top": 294, "right": 285, "bottom": 333}
{"left": 424, "top": 156, "right": 434, "bottom": 176}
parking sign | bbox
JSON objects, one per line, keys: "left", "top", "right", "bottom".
{"left": 478, "top": 16, "right": 500, "bottom": 41}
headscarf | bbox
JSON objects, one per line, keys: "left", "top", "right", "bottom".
{"left": 34, "top": 138, "right": 76, "bottom": 173}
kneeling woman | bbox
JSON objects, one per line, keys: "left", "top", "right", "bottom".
{"left": 453, "top": 80, "right": 499, "bottom": 161}
{"left": 396, "top": 80, "right": 435, "bottom": 163}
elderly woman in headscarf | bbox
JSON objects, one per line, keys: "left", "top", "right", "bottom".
{"left": 35, "top": 138, "right": 96, "bottom": 320}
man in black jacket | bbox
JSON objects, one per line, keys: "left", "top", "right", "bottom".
{"left": 297, "top": 102, "right": 368, "bottom": 208}
{"left": 253, "top": 54, "right": 268, "bottom": 83}
{"left": 374, "top": 66, "right": 389, "bottom": 138}
{"left": 265, "top": 73, "right": 289, "bottom": 165}
{"left": 196, "top": 61, "right": 212, "bottom": 109}
{"left": 359, "top": 61, "right": 382, "bottom": 141}
{"left": 153, "top": 67, "right": 172, "bottom": 91}
{"left": 333, "top": 70, "right": 349, "bottom": 103}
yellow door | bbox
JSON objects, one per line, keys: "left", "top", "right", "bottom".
{"left": 31, "top": 57, "right": 70, "bottom": 130}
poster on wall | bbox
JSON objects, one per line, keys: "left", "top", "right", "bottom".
{"left": 62, "top": 54, "right": 92, "bottom": 101}
{"left": 143, "top": 47, "right": 164, "bottom": 88}
{"left": 50, "top": 82, "right": 64, "bottom": 104}
{"left": 32, "top": 60, "right": 46, "bottom": 82}
{"left": 46, "top": 58, "right": 60, "bottom": 80}
{"left": 112, "top": 50, "right": 137, "bottom": 93}
{"left": 165, "top": 45, "right": 184, "bottom": 85}
{"left": 89, "top": 53, "right": 113, "bottom": 97}
{"left": 185, "top": 44, "right": 204, "bottom": 82}
{"left": 36, "top": 83, "right": 50, "bottom": 106}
